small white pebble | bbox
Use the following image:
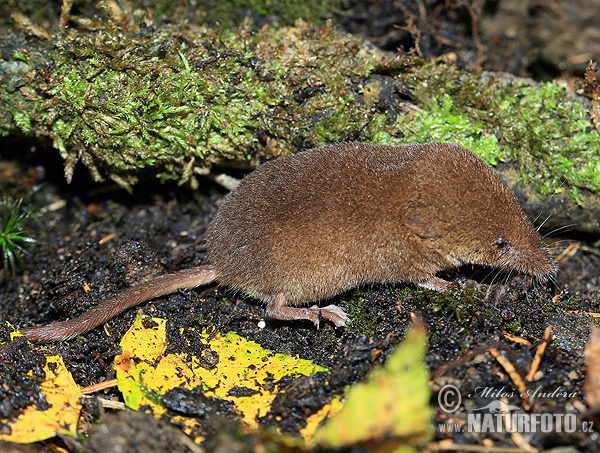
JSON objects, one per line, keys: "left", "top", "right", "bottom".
{"left": 532, "top": 370, "right": 544, "bottom": 381}
{"left": 473, "top": 354, "right": 487, "bottom": 364}
{"left": 258, "top": 320, "right": 266, "bottom": 329}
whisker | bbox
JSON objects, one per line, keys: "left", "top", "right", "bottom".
{"left": 491, "top": 269, "right": 501, "bottom": 287}
{"left": 504, "top": 269, "right": 514, "bottom": 286}
{"left": 548, "top": 239, "right": 574, "bottom": 246}
{"left": 485, "top": 284, "right": 494, "bottom": 301}
{"left": 533, "top": 181, "right": 565, "bottom": 224}
{"left": 543, "top": 223, "right": 579, "bottom": 238}
{"left": 537, "top": 212, "right": 554, "bottom": 231}
{"left": 537, "top": 204, "right": 582, "bottom": 234}
{"left": 480, "top": 265, "right": 499, "bottom": 284}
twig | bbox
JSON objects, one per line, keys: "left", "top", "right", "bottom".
{"left": 81, "top": 378, "right": 118, "bottom": 395}
{"left": 503, "top": 332, "right": 531, "bottom": 346}
{"left": 526, "top": 325, "right": 552, "bottom": 382}
{"left": 489, "top": 347, "right": 530, "bottom": 410}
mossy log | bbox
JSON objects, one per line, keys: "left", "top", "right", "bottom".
{"left": 1, "top": 8, "right": 599, "bottom": 231}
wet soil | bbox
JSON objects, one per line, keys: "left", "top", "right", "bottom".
{"left": 1, "top": 138, "right": 599, "bottom": 451}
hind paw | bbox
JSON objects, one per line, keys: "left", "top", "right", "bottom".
{"left": 265, "top": 294, "right": 349, "bottom": 328}
{"left": 310, "top": 304, "right": 349, "bottom": 327}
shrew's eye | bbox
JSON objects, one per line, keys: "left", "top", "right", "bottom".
{"left": 496, "top": 238, "right": 508, "bottom": 249}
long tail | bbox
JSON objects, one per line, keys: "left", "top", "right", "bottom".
{"left": 20, "top": 266, "right": 217, "bottom": 343}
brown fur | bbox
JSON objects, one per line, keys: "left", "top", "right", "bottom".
{"left": 210, "top": 142, "right": 555, "bottom": 297}
{"left": 21, "top": 143, "right": 556, "bottom": 343}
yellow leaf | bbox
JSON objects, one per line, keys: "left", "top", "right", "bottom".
{"left": 0, "top": 338, "right": 82, "bottom": 443}
{"left": 114, "top": 317, "right": 335, "bottom": 441}
{"left": 301, "top": 396, "right": 344, "bottom": 440}
{"left": 312, "top": 326, "right": 432, "bottom": 450}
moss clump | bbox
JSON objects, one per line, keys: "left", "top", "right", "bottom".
{"left": 342, "top": 290, "right": 380, "bottom": 336}
{"left": 503, "top": 319, "right": 522, "bottom": 334}
{"left": 191, "top": 0, "right": 345, "bottom": 26}
{"left": 426, "top": 283, "right": 490, "bottom": 325}
{"left": 1, "top": 19, "right": 395, "bottom": 188}
{"left": 0, "top": 0, "right": 345, "bottom": 31}
{"left": 1, "top": 7, "right": 599, "bottom": 198}
{"left": 544, "top": 293, "right": 582, "bottom": 312}
{"left": 396, "top": 283, "right": 498, "bottom": 328}
{"left": 397, "top": 61, "right": 600, "bottom": 201}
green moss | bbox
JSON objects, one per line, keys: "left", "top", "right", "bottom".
{"left": 1, "top": 10, "right": 599, "bottom": 197}
{"left": 396, "top": 283, "right": 498, "bottom": 329}
{"left": 0, "top": 0, "right": 344, "bottom": 31}
{"left": 544, "top": 294, "right": 582, "bottom": 312}
{"left": 12, "top": 111, "right": 32, "bottom": 134}
{"left": 343, "top": 290, "right": 380, "bottom": 336}
{"left": 396, "top": 61, "right": 600, "bottom": 201}
{"left": 197, "top": 0, "right": 345, "bottom": 26}
{"left": 399, "top": 93, "right": 503, "bottom": 162}
{"left": 1, "top": 20, "right": 396, "bottom": 188}
{"left": 426, "top": 283, "right": 489, "bottom": 324}
{"left": 504, "top": 318, "right": 522, "bottom": 334}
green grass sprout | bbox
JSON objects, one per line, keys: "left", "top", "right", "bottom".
{"left": 0, "top": 196, "right": 36, "bottom": 273}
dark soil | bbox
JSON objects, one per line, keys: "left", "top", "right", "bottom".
{"left": 1, "top": 136, "right": 599, "bottom": 452}
{"left": 1, "top": 1, "right": 600, "bottom": 452}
